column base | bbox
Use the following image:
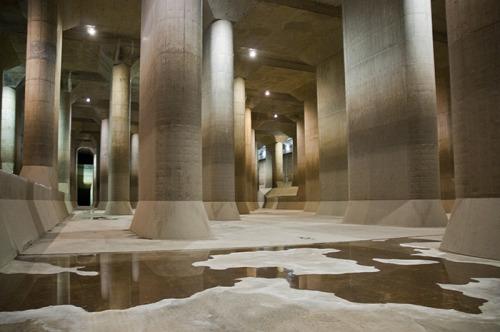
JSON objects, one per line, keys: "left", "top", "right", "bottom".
{"left": 97, "top": 201, "right": 108, "bottom": 210}
{"left": 304, "top": 201, "right": 320, "bottom": 213}
{"left": 316, "top": 201, "right": 348, "bottom": 217}
{"left": 20, "top": 165, "right": 57, "bottom": 188}
{"left": 440, "top": 198, "right": 500, "bottom": 260}
{"left": 236, "top": 202, "right": 250, "bottom": 214}
{"left": 131, "top": 201, "right": 213, "bottom": 239}
{"left": 105, "top": 201, "right": 133, "bottom": 215}
{"left": 204, "top": 202, "right": 241, "bottom": 221}
{"left": 343, "top": 199, "right": 448, "bottom": 227}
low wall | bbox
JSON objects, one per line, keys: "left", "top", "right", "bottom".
{"left": 0, "top": 170, "right": 69, "bottom": 267}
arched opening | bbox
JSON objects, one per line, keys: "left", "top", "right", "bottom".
{"left": 77, "top": 148, "right": 95, "bottom": 206}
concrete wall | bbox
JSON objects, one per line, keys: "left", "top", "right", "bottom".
{"left": 0, "top": 170, "right": 69, "bottom": 267}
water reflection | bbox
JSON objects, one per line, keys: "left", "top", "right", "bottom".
{"left": 0, "top": 238, "right": 499, "bottom": 313}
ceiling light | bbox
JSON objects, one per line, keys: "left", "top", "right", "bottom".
{"left": 87, "top": 25, "right": 96, "bottom": 35}
{"left": 249, "top": 49, "right": 256, "bottom": 57}
{"left": 85, "top": 97, "right": 91, "bottom": 102}
{"left": 274, "top": 114, "right": 278, "bottom": 118}
{"left": 265, "top": 90, "right": 270, "bottom": 96}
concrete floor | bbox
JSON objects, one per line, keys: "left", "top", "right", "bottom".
{"left": 0, "top": 209, "right": 499, "bottom": 331}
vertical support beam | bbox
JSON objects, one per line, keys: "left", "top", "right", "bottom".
{"left": 70, "top": 134, "right": 77, "bottom": 208}
{"left": 440, "top": 0, "right": 500, "bottom": 260}
{"left": 58, "top": 91, "right": 71, "bottom": 194}
{"left": 303, "top": 97, "right": 320, "bottom": 212}
{"left": 202, "top": 19, "right": 240, "bottom": 220}
{"left": 130, "top": 133, "right": 139, "bottom": 208}
{"left": 316, "top": 53, "right": 348, "bottom": 216}
{"left": 296, "top": 119, "right": 306, "bottom": 204}
{"left": 131, "top": 0, "right": 212, "bottom": 239}
{"left": 342, "top": 0, "right": 447, "bottom": 226}
{"left": 234, "top": 77, "right": 250, "bottom": 214}
{"left": 105, "top": 63, "right": 133, "bottom": 215}
{"left": 272, "top": 141, "right": 284, "bottom": 188}
{"left": 97, "top": 119, "right": 109, "bottom": 210}
{"left": 20, "top": 0, "right": 60, "bottom": 188}
{"left": 265, "top": 143, "right": 274, "bottom": 188}
{"left": 245, "top": 107, "right": 256, "bottom": 210}
{"left": 1, "top": 87, "right": 16, "bottom": 172}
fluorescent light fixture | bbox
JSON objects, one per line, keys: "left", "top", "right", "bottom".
{"left": 85, "top": 97, "right": 91, "bottom": 102}
{"left": 265, "top": 90, "right": 270, "bottom": 96}
{"left": 249, "top": 49, "right": 256, "bottom": 57}
{"left": 274, "top": 114, "right": 278, "bottom": 118}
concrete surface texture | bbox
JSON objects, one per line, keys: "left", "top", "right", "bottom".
{"left": 440, "top": 0, "right": 500, "bottom": 260}
{"left": 130, "top": 133, "right": 139, "bottom": 208}
{"left": 342, "top": 0, "right": 448, "bottom": 227}
{"left": 105, "top": 63, "right": 133, "bottom": 215}
{"left": 130, "top": 0, "right": 212, "bottom": 239}
{"left": 57, "top": 91, "right": 71, "bottom": 195}
{"left": 1, "top": 86, "right": 15, "bottom": 173}
{"left": 97, "top": 119, "right": 109, "bottom": 210}
{"left": 19, "top": 0, "right": 60, "bottom": 189}
{"left": 303, "top": 97, "right": 320, "bottom": 212}
{"left": 316, "top": 52, "right": 348, "bottom": 216}
{"left": 234, "top": 77, "right": 250, "bottom": 214}
{"left": 202, "top": 19, "right": 240, "bottom": 221}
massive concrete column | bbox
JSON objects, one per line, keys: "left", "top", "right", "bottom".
{"left": 97, "top": 119, "right": 109, "bottom": 210}
{"left": 20, "top": 0, "right": 60, "bottom": 188}
{"left": 303, "top": 97, "right": 320, "bottom": 212}
{"left": 342, "top": 0, "right": 447, "bottom": 227}
{"left": 234, "top": 78, "right": 250, "bottom": 214}
{"left": 130, "top": 0, "right": 212, "bottom": 239}
{"left": 245, "top": 107, "right": 257, "bottom": 210}
{"left": 105, "top": 63, "right": 133, "bottom": 215}
{"left": 296, "top": 119, "right": 306, "bottom": 204}
{"left": 202, "top": 19, "right": 240, "bottom": 220}
{"left": 272, "top": 141, "right": 284, "bottom": 188}
{"left": 434, "top": 41, "right": 455, "bottom": 212}
{"left": 130, "top": 133, "right": 139, "bottom": 208}
{"left": 316, "top": 53, "right": 348, "bottom": 216}
{"left": 1, "top": 87, "right": 16, "bottom": 172}
{"left": 57, "top": 91, "right": 71, "bottom": 195}
{"left": 440, "top": 0, "right": 500, "bottom": 260}
{"left": 265, "top": 143, "right": 274, "bottom": 188}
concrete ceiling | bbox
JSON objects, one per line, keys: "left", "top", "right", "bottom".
{"left": 0, "top": 0, "right": 449, "bottom": 147}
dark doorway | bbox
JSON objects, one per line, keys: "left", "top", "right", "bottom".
{"left": 77, "top": 150, "right": 94, "bottom": 206}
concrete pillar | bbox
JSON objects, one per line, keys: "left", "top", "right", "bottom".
{"left": 58, "top": 91, "right": 71, "bottom": 195}
{"left": 316, "top": 53, "right": 348, "bottom": 216}
{"left": 303, "top": 97, "right": 320, "bottom": 212}
{"left": 234, "top": 78, "right": 250, "bottom": 214}
{"left": 245, "top": 107, "right": 256, "bottom": 210}
{"left": 251, "top": 129, "right": 258, "bottom": 209}
{"left": 342, "top": 0, "right": 447, "bottom": 227}
{"left": 440, "top": 0, "right": 500, "bottom": 260}
{"left": 202, "top": 19, "right": 240, "bottom": 220}
{"left": 20, "top": 0, "right": 60, "bottom": 188}
{"left": 296, "top": 119, "right": 306, "bottom": 204}
{"left": 265, "top": 144, "right": 274, "bottom": 188}
{"left": 272, "top": 141, "right": 284, "bottom": 188}
{"left": 291, "top": 135, "right": 298, "bottom": 186}
{"left": 435, "top": 43, "right": 455, "bottom": 212}
{"left": 130, "top": 0, "right": 212, "bottom": 239}
{"left": 105, "top": 63, "right": 133, "bottom": 215}
{"left": 130, "top": 133, "right": 139, "bottom": 208}
{"left": 1, "top": 86, "right": 16, "bottom": 172}
{"left": 14, "top": 85, "right": 24, "bottom": 175}
{"left": 97, "top": 119, "right": 109, "bottom": 210}
{"left": 70, "top": 134, "right": 77, "bottom": 208}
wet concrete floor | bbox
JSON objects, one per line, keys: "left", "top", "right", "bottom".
{"left": 1, "top": 238, "right": 499, "bottom": 314}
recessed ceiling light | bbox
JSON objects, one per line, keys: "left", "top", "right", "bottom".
{"left": 85, "top": 97, "right": 91, "bottom": 102}
{"left": 274, "top": 114, "right": 278, "bottom": 118}
{"left": 249, "top": 49, "right": 256, "bottom": 57}
{"left": 87, "top": 25, "right": 96, "bottom": 36}
{"left": 265, "top": 90, "right": 270, "bottom": 96}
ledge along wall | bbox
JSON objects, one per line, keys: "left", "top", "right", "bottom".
{"left": 0, "top": 170, "right": 69, "bottom": 267}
